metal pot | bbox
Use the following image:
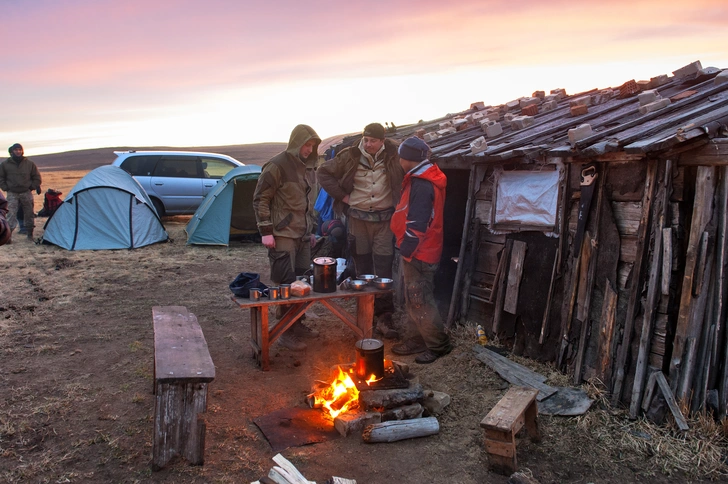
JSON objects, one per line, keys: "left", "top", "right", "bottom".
{"left": 312, "top": 257, "right": 337, "bottom": 293}
{"left": 355, "top": 338, "right": 384, "bottom": 380}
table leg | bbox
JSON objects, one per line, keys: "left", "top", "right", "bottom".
{"left": 260, "top": 307, "right": 270, "bottom": 371}
{"left": 356, "top": 293, "right": 375, "bottom": 339}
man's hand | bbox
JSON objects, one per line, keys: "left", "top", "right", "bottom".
{"left": 343, "top": 194, "right": 350, "bottom": 204}
{"left": 261, "top": 234, "right": 276, "bottom": 249}
{"left": 36, "top": 187, "right": 42, "bottom": 195}
{"left": 310, "top": 234, "right": 316, "bottom": 247}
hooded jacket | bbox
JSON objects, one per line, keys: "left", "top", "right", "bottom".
{"left": 390, "top": 160, "right": 447, "bottom": 264}
{"left": 0, "top": 156, "right": 42, "bottom": 193}
{"left": 253, "top": 125, "right": 321, "bottom": 239}
{"left": 317, "top": 138, "right": 403, "bottom": 217}
{"left": 0, "top": 191, "right": 10, "bottom": 246}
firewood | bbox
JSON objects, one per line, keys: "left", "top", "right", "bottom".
{"left": 271, "top": 453, "right": 313, "bottom": 484}
{"left": 359, "top": 383, "right": 424, "bottom": 410}
{"left": 362, "top": 416, "right": 439, "bottom": 443}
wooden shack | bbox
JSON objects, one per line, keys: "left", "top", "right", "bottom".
{"left": 389, "top": 61, "right": 728, "bottom": 418}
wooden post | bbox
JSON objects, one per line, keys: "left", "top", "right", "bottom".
{"left": 661, "top": 228, "right": 673, "bottom": 296}
{"left": 612, "top": 160, "right": 658, "bottom": 405}
{"left": 504, "top": 240, "right": 527, "bottom": 314}
{"left": 492, "top": 240, "right": 514, "bottom": 334}
{"left": 447, "top": 164, "right": 478, "bottom": 328}
{"left": 672, "top": 166, "right": 716, "bottom": 403}
{"left": 717, "top": 166, "right": 728, "bottom": 417}
{"left": 629, "top": 162, "right": 670, "bottom": 418}
{"left": 597, "top": 280, "right": 618, "bottom": 383}
{"left": 460, "top": 220, "right": 481, "bottom": 321}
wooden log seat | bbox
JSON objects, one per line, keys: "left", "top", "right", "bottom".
{"left": 480, "top": 386, "right": 540, "bottom": 475}
{"left": 152, "top": 306, "right": 215, "bottom": 471}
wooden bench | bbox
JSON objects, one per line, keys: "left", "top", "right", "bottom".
{"left": 152, "top": 306, "right": 215, "bottom": 471}
{"left": 480, "top": 386, "right": 540, "bottom": 475}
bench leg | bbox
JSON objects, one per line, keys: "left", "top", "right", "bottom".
{"left": 484, "top": 428, "right": 517, "bottom": 475}
{"left": 153, "top": 381, "right": 209, "bottom": 470}
{"left": 525, "top": 400, "right": 540, "bottom": 442}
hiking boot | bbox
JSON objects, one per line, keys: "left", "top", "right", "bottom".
{"left": 27, "top": 230, "right": 34, "bottom": 240}
{"left": 278, "top": 332, "right": 307, "bottom": 351}
{"left": 293, "top": 321, "right": 319, "bottom": 339}
{"left": 391, "top": 339, "right": 427, "bottom": 356}
{"left": 374, "top": 313, "right": 399, "bottom": 339}
{"left": 415, "top": 347, "right": 452, "bottom": 364}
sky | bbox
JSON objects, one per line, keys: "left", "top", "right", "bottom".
{"left": 1, "top": 0, "right": 727, "bottom": 156}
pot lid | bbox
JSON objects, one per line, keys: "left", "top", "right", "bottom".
{"left": 313, "top": 257, "right": 336, "bottom": 265}
{"left": 356, "top": 338, "right": 384, "bottom": 350}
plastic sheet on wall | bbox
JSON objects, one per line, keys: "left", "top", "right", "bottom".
{"left": 494, "top": 170, "right": 559, "bottom": 227}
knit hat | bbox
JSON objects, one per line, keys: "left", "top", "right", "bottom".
{"left": 398, "top": 137, "right": 430, "bottom": 163}
{"left": 362, "top": 123, "right": 385, "bottom": 140}
{"left": 8, "top": 143, "right": 22, "bottom": 154}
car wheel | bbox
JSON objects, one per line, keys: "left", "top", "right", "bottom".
{"left": 151, "top": 199, "right": 165, "bottom": 217}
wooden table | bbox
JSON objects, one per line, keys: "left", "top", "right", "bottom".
{"left": 231, "top": 286, "right": 392, "bottom": 370}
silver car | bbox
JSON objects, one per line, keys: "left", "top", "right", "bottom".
{"left": 112, "top": 150, "right": 244, "bottom": 216}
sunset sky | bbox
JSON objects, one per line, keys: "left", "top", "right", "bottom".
{"left": 2, "top": 0, "right": 727, "bottom": 156}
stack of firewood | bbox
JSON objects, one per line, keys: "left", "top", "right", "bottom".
{"left": 252, "top": 453, "right": 356, "bottom": 484}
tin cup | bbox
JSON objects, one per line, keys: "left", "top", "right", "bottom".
{"left": 279, "top": 284, "right": 291, "bottom": 299}
{"left": 249, "top": 288, "right": 261, "bottom": 301}
{"left": 268, "top": 286, "right": 280, "bottom": 300}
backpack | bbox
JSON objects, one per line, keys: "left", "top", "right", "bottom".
{"left": 37, "top": 189, "right": 63, "bottom": 218}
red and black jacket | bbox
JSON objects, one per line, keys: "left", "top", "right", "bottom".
{"left": 390, "top": 161, "right": 447, "bottom": 264}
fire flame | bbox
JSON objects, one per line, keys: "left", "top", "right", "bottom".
{"left": 365, "top": 374, "right": 383, "bottom": 386}
{"left": 312, "top": 367, "right": 360, "bottom": 419}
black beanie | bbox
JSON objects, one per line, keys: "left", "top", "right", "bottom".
{"left": 362, "top": 123, "right": 385, "bottom": 140}
{"left": 398, "top": 137, "right": 430, "bottom": 163}
{"left": 8, "top": 143, "right": 23, "bottom": 154}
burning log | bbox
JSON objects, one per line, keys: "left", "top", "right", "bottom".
{"left": 362, "top": 416, "right": 440, "bottom": 443}
{"left": 359, "top": 383, "right": 424, "bottom": 410}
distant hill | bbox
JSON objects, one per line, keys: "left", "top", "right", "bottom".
{"left": 31, "top": 143, "right": 287, "bottom": 171}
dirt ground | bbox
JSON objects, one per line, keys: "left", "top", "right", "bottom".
{"left": 2, "top": 170, "right": 728, "bottom": 483}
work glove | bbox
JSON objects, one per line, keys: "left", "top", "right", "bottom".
{"left": 36, "top": 187, "right": 42, "bottom": 195}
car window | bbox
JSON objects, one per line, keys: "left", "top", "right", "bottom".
{"left": 153, "top": 156, "right": 201, "bottom": 178}
{"left": 201, "top": 157, "right": 236, "bottom": 179}
{"left": 120, "top": 155, "right": 160, "bottom": 176}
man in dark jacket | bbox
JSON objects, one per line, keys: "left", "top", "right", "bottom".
{"left": 390, "top": 137, "right": 452, "bottom": 364}
{"left": 317, "top": 123, "right": 404, "bottom": 339}
{"left": 253, "top": 125, "right": 321, "bottom": 351}
{"left": 0, "top": 143, "right": 41, "bottom": 239}
{"left": 0, "top": 192, "right": 11, "bottom": 245}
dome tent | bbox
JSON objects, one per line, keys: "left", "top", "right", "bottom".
{"left": 41, "top": 165, "right": 169, "bottom": 250}
{"left": 185, "top": 165, "right": 261, "bottom": 245}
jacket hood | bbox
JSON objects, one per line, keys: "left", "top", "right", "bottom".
{"left": 286, "top": 124, "right": 321, "bottom": 163}
{"left": 410, "top": 161, "right": 447, "bottom": 190}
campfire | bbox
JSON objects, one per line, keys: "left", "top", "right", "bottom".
{"left": 310, "top": 366, "right": 360, "bottom": 419}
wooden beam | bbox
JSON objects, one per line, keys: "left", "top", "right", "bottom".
{"left": 655, "top": 372, "right": 689, "bottom": 431}
{"left": 661, "top": 228, "right": 673, "bottom": 296}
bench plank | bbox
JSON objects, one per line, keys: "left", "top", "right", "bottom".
{"left": 153, "top": 306, "right": 215, "bottom": 383}
{"left": 481, "top": 387, "right": 538, "bottom": 431}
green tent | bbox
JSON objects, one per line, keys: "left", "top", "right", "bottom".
{"left": 185, "top": 165, "right": 261, "bottom": 245}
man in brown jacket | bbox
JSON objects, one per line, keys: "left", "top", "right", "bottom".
{"left": 253, "top": 125, "right": 321, "bottom": 351}
{"left": 317, "top": 123, "right": 404, "bottom": 339}
{"left": 0, "top": 143, "right": 42, "bottom": 239}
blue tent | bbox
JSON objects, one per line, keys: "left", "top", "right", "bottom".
{"left": 185, "top": 165, "right": 261, "bottom": 245}
{"left": 41, "top": 165, "right": 169, "bottom": 250}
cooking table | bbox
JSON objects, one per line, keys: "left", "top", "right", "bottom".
{"left": 231, "top": 286, "right": 393, "bottom": 370}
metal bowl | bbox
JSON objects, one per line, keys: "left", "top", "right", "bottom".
{"left": 357, "top": 274, "right": 377, "bottom": 284}
{"left": 372, "top": 277, "right": 394, "bottom": 290}
{"left": 349, "top": 279, "right": 368, "bottom": 291}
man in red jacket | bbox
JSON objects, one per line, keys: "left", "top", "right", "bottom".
{"left": 390, "top": 137, "right": 452, "bottom": 364}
